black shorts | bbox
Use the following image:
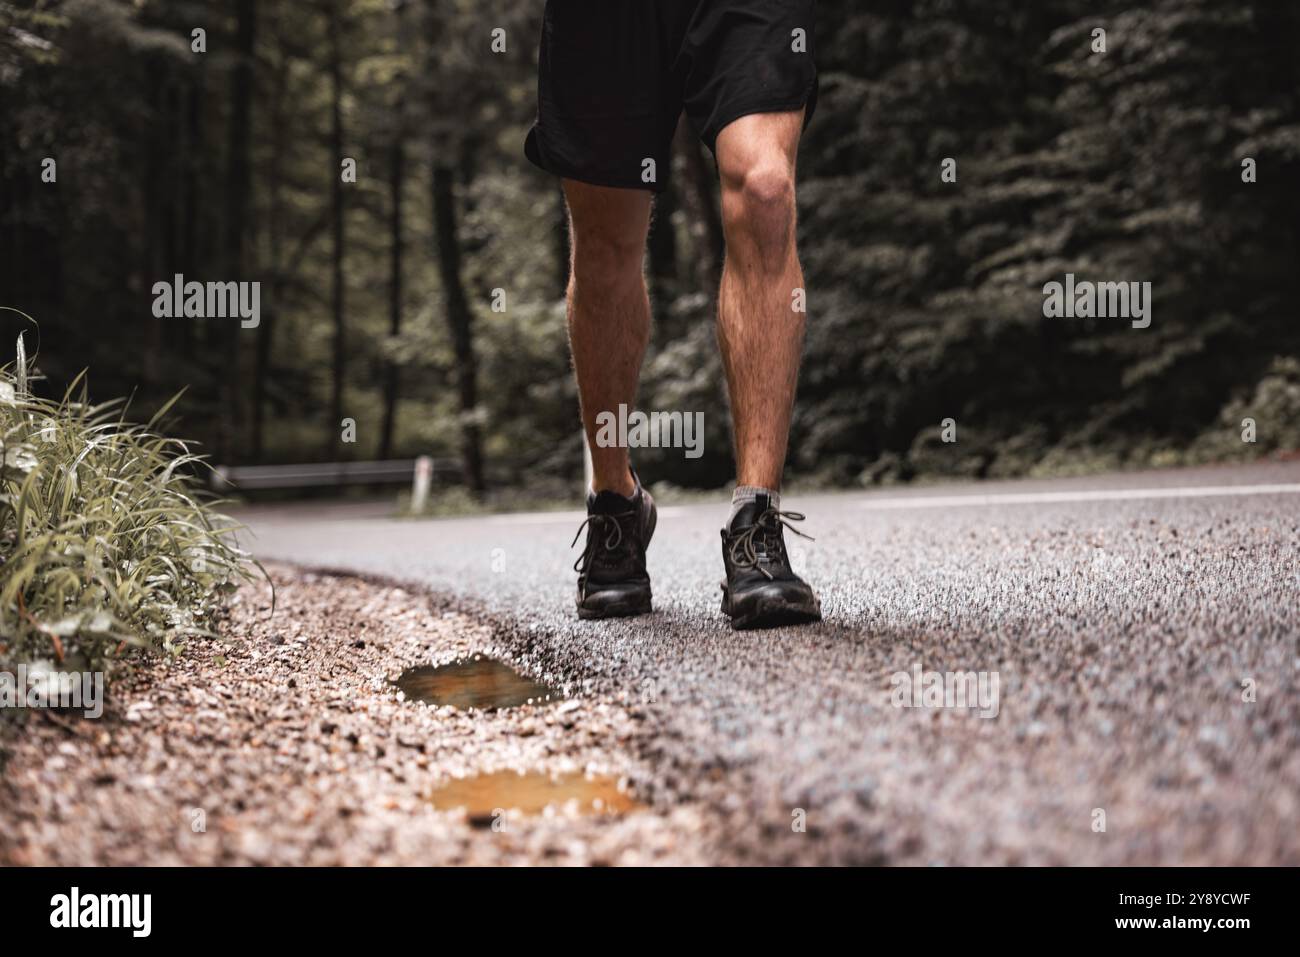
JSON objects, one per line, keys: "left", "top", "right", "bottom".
{"left": 525, "top": 0, "right": 818, "bottom": 194}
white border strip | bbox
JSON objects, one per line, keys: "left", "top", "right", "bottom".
{"left": 857, "top": 483, "right": 1300, "bottom": 511}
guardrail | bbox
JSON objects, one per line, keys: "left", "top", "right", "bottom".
{"left": 213, "top": 431, "right": 588, "bottom": 502}
{"left": 212, "top": 456, "right": 439, "bottom": 509}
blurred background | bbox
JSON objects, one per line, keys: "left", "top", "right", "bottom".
{"left": 2, "top": 0, "right": 1299, "bottom": 503}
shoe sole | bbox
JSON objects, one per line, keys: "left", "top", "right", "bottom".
{"left": 722, "top": 591, "right": 822, "bottom": 631}
{"left": 577, "top": 595, "right": 652, "bottom": 620}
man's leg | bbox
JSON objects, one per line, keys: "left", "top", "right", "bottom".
{"left": 564, "top": 180, "right": 652, "bottom": 498}
{"left": 715, "top": 110, "right": 806, "bottom": 491}
{"left": 564, "top": 180, "right": 659, "bottom": 620}
{"left": 713, "top": 110, "right": 821, "bottom": 629}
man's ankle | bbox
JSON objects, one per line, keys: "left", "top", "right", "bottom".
{"left": 591, "top": 467, "right": 637, "bottom": 499}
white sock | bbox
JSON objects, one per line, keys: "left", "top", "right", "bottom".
{"left": 728, "top": 485, "right": 780, "bottom": 527}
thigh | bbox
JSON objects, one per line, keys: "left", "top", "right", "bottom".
{"left": 680, "top": 0, "right": 818, "bottom": 153}
{"left": 526, "top": 1, "right": 681, "bottom": 193}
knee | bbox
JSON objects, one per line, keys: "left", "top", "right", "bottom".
{"left": 722, "top": 161, "right": 796, "bottom": 262}
{"left": 570, "top": 228, "right": 645, "bottom": 291}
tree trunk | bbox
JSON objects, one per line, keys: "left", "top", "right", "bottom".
{"left": 221, "top": 0, "right": 255, "bottom": 464}
{"left": 253, "top": 51, "right": 289, "bottom": 463}
{"left": 647, "top": 186, "right": 678, "bottom": 286}
{"left": 379, "top": 133, "right": 405, "bottom": 460}
{"left": 178, "top": 54, "right": 205, "bottom": 361}
{"left": 431, "top": 162, "right": 486, "bottom": 494}
{"left": 683, "top": 136, "right": 724, "bottom": 285}
{"left": 327, "top": 2, "right": 347, "bottom": 459}
{"left": 647, "top": 129, "right": 680, "bottom": 330}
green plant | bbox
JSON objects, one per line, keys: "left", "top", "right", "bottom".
{"left": 1, "top": 326, "right": 258, "bottom": 676}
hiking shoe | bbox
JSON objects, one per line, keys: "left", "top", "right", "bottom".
{"left": 720, "top": 493, "right": 821, "bottom": 629}
{"left": 571, "top": 473, "right": 656, "bottom": 620}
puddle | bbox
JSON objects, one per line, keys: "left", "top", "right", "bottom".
{"left": 394, "top": 657, "right": 559, "bottom": 710}
{"left": 431, "top": 771, "right": 642, "bottom": 824}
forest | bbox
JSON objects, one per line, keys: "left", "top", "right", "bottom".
{"left": 2, "top": 0, "right": 1298, "bottom": 496}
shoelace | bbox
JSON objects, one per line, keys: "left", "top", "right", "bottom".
{"left": 570, "top": 510, "right": 636, "bottom": 574}
{"left": 728, "top": 507, "right": 813, "bottom": 580}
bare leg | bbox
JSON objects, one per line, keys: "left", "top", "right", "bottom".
{"left": 714, "top": 110, "right": 806, "bottom": 491}
{"left": 563, "top": 180, "right": 653, "bottom": 498}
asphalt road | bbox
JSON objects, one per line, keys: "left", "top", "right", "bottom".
{"left": 233, "top": 461, "right": 1300, "bottom": 864}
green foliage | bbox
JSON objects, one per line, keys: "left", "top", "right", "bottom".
{"left": 0, "top": 330, "right": 257, "bottom": 675}
{"left": 793, "top": 0, "right": 1300, "bottom": 483}
{"left": 1188, "top": 357, "right": 1300, "bottom": 463}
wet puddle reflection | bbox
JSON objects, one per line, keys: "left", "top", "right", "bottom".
{"left": 395, "top": 657, "right": 559, "bottom": 711}
{"left": 431, "top": 771, "right": 642, "bottom": 824}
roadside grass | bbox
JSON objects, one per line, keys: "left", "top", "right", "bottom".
{"left": 1, "top": 329, "right": 258, "bottom": 680}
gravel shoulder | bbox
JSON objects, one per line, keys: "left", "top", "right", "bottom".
{"left": 0, "top": 565, "right": 713, "bottom": 866}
